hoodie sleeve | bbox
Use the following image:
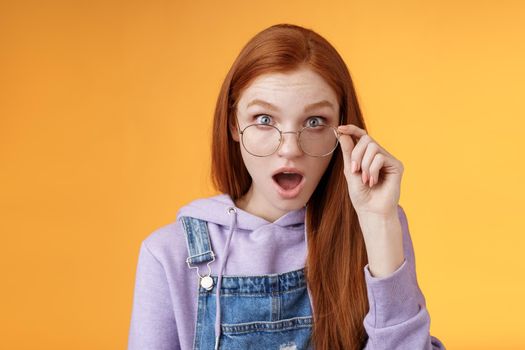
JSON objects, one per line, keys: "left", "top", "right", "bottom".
{"left": 128, "top": 241, "right": 180, "bottom": 350}
{"left": 362, "top": 206, "right": 446, "bottom": 350}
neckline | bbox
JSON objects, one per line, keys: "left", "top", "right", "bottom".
{"left": 218, "top": 193, "right": 306, "bottom": 227}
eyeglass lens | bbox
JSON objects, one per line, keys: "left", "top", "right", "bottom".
{"left": 241, "top": 124, "right": 338, "bottom": 157}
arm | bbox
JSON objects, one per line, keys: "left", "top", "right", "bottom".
{"left": 127, "top": 241, "right": 180, "bottom": 350}
{"left": 336, "top": 123, "right": 445, "bottom": 348}
{"left": 361, "top": 206, "right": 446, "bottom": 350}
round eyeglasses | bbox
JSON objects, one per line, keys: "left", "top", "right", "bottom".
{"left": 237, "top": 122, "right": 341, "bottom": 157}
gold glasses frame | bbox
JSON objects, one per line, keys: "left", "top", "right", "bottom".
{"left": 235, "top": 115, "right": 343, "bottom": 158}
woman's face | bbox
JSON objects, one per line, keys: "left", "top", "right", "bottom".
{"left": 231, "top": 66, "right": 340, "bottom": 222}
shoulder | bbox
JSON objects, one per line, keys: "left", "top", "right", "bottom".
{"left": 143, "top": 220, "right": 182, "bottom": 251}
{"left": 140, "top": 218, "right": 188, "bottom": 271}
{"left": 138, "top": 193, "right": 230, "bottom": 267}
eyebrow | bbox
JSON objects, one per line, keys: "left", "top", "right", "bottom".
{"left": 246, "top": 99, "right": 335, "bottom": 113}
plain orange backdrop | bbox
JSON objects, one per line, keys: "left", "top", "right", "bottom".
{"left": 1, "top": 0, "right": 524, "bottom": 349}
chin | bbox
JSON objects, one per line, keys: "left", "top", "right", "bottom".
{"left": 272, "top": 194, "right": 308, "bottom": 210}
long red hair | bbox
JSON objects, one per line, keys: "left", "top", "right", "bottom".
{"left": 210, "top": 23, "right": 369, "bottom": 349}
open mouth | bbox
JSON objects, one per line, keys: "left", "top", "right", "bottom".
{"left": 272, "top": 172, "right": 305, "bottom": 193}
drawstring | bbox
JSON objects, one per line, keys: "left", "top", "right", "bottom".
{"left": 214, "top": 206, "right": 237, "bottom": 350}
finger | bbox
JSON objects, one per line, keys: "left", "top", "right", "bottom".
{"left": 338, "top": 133, "right": 356, "bottom": 176}
{"left": 337, "top": 124, "right": 367, "bottom": 139}
{"left": 350, "top": 134, "right": 373, "bottom": 173}
{"left": 360, "top": 142, "right": 381, "bottom": 184}
{"left": 368, "top": 153, "right": 386, "bottom": 187}
{"left": 338, "top": 124, "right": 397, "bottom": 159}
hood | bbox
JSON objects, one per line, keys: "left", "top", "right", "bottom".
{"left": 176, "top": 193, "right": 306, "bottom": 230}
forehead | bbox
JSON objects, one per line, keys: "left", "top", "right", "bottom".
{"left": 237, "top": 68, "right": 339, "bottom": 109}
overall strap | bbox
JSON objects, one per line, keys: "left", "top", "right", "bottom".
{"left": 179, "top": 216, "right": 216, "bottom": 268}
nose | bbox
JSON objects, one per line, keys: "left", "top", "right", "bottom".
{"left": 277, "top": 131, "right": 303, "bottom": 158}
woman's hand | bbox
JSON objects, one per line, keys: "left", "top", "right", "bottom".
{"left": 337, "top": 124, "right": 405, "bottom": 278}
{"left": 337, "top": 124, "right": 404, "bottom": 218}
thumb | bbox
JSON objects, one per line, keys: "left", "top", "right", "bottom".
{"left": 339, "top": 133, "right": 357, "bottom": 176}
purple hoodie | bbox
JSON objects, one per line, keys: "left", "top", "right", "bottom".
{"left": 128, "top": 193, "right": 445, "bottom": 349}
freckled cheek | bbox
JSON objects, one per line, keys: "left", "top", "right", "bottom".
{"left": 242, "top": 157, "right": 273, "bottom": 181}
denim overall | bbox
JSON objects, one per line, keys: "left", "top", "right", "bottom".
{"left": 180, "top": 207, "right": 314, "bottom": 350}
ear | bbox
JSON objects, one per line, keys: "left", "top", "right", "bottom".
{"left": 229, "top": 119, "right": 240, "bottom": 142}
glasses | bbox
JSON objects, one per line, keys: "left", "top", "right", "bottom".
{"left": 237, "top": 121, "right": 341, "bottom": 157}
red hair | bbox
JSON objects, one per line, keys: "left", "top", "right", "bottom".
{"left": 211, "top": 23, "right": 369, "bottom": 349}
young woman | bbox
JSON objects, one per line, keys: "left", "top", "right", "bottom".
{"left": 128, "top": 24, "right": 446, "bottom": 350}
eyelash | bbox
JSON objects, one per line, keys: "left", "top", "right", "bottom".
{"left": 253, "top": 114, "right": 326, "bottom": 126}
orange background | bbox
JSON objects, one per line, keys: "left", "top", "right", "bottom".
{"left": 1, "top": 0, "right": 524, "bottom": 349}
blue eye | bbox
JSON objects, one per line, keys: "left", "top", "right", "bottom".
{"left": 255, "top": 114, "right": 272, "bottom": 124}
{"left": 306, "top": 116, "right": 325, "bottom": 127}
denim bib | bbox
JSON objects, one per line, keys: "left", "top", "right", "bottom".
{"left": 181, "top": 215, "right": 314, "bottom": 350}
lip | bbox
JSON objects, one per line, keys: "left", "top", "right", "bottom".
{"left": 271, "top": 167, "right": 306, "bottom": 200}
{"left": 271, "top": 167, "right": 305, "bottom": 177}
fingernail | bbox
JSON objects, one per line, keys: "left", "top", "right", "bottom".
{"left": 369, "top": 176, "right": 374, "bottom": 187}
{"left": 351, "top": 161, "right": 356, "bottom": 173}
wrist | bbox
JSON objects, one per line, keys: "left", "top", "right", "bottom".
{"left": 356, "top": 209, "right": 405, "bottom": 278}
